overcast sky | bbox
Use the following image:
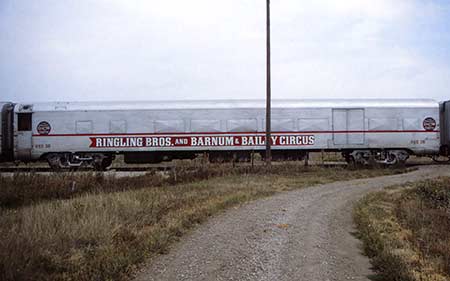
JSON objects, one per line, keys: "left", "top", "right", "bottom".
{"left": 1, "top": 0, "right": 449, "bottom": 102}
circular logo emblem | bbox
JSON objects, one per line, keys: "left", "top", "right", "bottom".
{"left": 37, "top": 121, "right": 51, "bottom": 135}
{"left": 423, "top": 117, "right": 436, "bottom": 131}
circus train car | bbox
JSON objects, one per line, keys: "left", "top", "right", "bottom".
{"left": 0, "top": 99, "right": 447, "bottom": 170}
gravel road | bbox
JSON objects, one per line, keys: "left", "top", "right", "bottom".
{"left": 135, "top": 165, "right": 450, "bottom": 281}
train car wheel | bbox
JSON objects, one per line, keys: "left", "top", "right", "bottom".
{"left": 93, "top": 155, "right": 112, "bottom": 171}
{"left": 46, "top": 153, "right": 63, "bottom": 171}
{"left": 386, "top": 150, "right": 409, "bottom": 167}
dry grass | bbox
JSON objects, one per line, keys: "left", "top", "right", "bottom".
{"left": 0, "top": 164, "right": 403, "bottom": 281}
{"left": 0, "top": 163, "right": 248, "bottom": 209}
{"left": 354, "top": 178, "right": 450, "bottom": 281}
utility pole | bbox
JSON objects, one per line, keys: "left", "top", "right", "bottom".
{"left": 265, "top": 0, "right": 272, "bottom": 166}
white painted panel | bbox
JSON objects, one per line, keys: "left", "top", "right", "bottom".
{"left": 333, "top": 110, "right": 347, "bottom": 145}
{"left": 298, "top": 118, "right": 329, "bottom": 131}
{"left": 369, "top": 118, "right": 397, "bottom": 130}
{"left": 16, "top": 131, "right": 32, "bottom": 160}
{"left": 191, "top": 119, "right": 221, "bottom": 132}
{"left": 110, "top": 120, "right": 127, "bottom": 134}
{"left": 403, "top": 118, "right": 420, "bottom": 130}
{"left": 348, "top": 109, "right": 364, "bottom": 144}
{"left": 76, "top": 121, "right": 93, "bottom": 134}
{"left": 154, "top": 120, "right": 185, "bottom": 133}
{"left": 227, "top": 119, "right": 257, "bottom": 132}
{"left": 272, "top": 119, "right": 295, "bottom": 132}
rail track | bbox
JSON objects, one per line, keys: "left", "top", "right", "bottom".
{"left": 0, "top": 165, "right": 179, "bottom": 178}
{"left": 0, "top": 160, "right": 434, "bottom": 174}
{"left": 0, "top": 166, "right": 174, "bottom": 173}
{"left": 0, "top": 161, "right": 352, "bottom": 174}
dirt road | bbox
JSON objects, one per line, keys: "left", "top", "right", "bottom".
{"left": 135, "top": 165, "right": 450, "bottom": 281}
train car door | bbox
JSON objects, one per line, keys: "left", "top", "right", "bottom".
{"left": 333, "top": 109, "right": 365, "bottom": 145}
{"left": 333, "top": 110, "right": 347, "bottom": 145}
{"left": 16, "top": 112, "right": 33, "bottom": 160}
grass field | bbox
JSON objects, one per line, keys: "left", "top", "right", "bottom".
{"left": 354, "top": 177, "right": 450, "bottom": 281}
{"left": 0, "top": 163, "right": 405, "bottom": 281}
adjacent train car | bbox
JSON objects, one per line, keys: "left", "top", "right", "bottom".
{"left": 0, "top": 102, "right": 14, "bottom": 163}
{"left": 0, "top": 99, "right": 448, "bottom": 170}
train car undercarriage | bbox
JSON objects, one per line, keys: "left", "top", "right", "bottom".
{"left": 39, "top": 148, "right": 417, "bottom": 171}
{"left": 342, "top": 149, "right": 410, "bottom": 166}
{"left": 45, "top": 153, "right": 114, "bottom": 171}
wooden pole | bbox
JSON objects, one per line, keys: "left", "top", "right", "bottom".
{"left": 265, "top": 0, "right": 272, "bottom": 166}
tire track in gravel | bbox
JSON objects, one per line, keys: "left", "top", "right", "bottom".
{"left": 134, "top": 165, "right": 450, "bottom": 281}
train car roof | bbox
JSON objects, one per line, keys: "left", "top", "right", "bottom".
{"left": 23, "top": 99, "right": 438, "bottom": 112}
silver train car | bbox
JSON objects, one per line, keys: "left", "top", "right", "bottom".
{"left": 1, "top": 99, "right": 449, "bottom": 170}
